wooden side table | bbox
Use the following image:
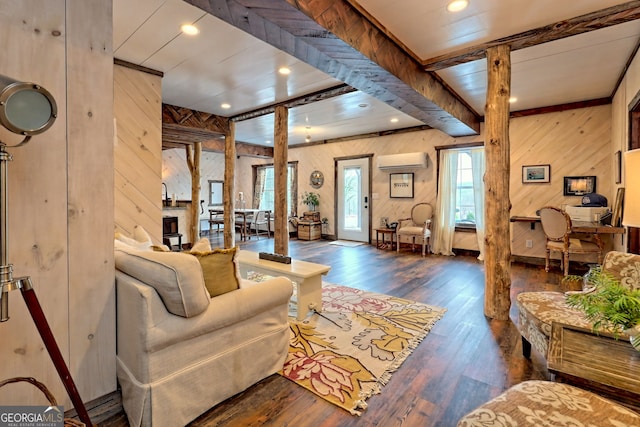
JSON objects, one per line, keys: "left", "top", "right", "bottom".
{"left": 375, "top": 228, "right": 396, "bottom": 250}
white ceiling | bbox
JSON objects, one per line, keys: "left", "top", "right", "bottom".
{"left": 113, "top": 0, "right": 640, "bottom": 146}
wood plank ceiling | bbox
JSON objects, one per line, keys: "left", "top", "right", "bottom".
{"left": 113, "top": 0, "right": 640, "bottom": 148}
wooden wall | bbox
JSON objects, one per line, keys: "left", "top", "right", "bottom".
{"left": 0, "top": 0, "right": 115, "bottom": 407}
{"left": 162, "top": 105, "right": 613, "bottom": 258}
{"left": 114, "top": 65, "right": 163, "bottom": 244}
{"left": 510, "top": 105, "right": 612, "bottom": 259}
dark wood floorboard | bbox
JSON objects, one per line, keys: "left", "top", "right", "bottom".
{"left": 98, "top": 234, "right": 587, "bottom": 426}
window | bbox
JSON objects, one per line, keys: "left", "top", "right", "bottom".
{"left": 455, "top": 151, "right": 475, "bottom": 226}
{"left": 208, "top": 180, "right": 223, "bottom": 206}
{"left": 433, "top": 144, "right": 485, "bottom": 257}
{"left": 253, "top": 163, "right": 298, "bottom": 216}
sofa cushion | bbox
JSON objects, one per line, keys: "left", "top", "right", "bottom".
{"left": 602, "top": 251, "right": 640, "bottom": 290}
{"left": 115, "top": 248, "right": 210, "bottom": 317}
{"left": 189, "top": 247, "right": 241, "bottom": 297}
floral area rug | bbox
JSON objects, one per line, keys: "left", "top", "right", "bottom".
{"left": 273, "top": 278, "right": 447, "bottom": 415}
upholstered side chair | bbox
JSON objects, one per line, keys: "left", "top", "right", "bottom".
{"left": 396, "top": 202, "right": 432, "bottom": 256}
{"left": 539, "top": 206, "right": 603, "bottom": 276}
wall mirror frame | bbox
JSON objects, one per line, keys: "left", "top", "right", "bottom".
{"left": 310, "top": 170, "right": 324, "bottom": 188}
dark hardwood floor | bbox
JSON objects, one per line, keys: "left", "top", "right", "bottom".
{"left": 100, "top": 234, "right": 577, "bottom": 427}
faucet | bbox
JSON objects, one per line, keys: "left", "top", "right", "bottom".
{"left": 162, "top": 183, "right": 168, "bottom": 207}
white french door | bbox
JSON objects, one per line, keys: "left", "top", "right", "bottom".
{"left": 336, "top": 157, "right": 370, "bottom": 242}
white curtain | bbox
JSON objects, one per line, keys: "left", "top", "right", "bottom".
{"left": 253, "top": 166, "right": 268, "bottom": 209}
{"left": 471, "top": 147, "right": 486, "bottom": 260}
{"left": 431, "top": 150, "right": 458, "bottom": 256}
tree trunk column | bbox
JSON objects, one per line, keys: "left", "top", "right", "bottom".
{"left": 186, "top": 142, "right": 201, "bottom": 247}
{"left": 484, "top": 45, "right": 512, "bottom": 320}
{"left": 274, "top": 105, "right": 289, "bottom": 256}
{"left": 224, "top": 121, "right": 236, "bottom": 249}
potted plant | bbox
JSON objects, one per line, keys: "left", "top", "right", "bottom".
{"left": 565, "top": 266, "right": 640, "bottom": 350}
{"left": 301, "top": 191, "right": 319, "bottom": 211}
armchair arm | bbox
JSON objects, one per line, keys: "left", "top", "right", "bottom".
{"left": 398, "top": 217, "right": 412, "bottom": 228}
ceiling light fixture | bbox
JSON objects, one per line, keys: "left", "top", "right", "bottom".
{"left": 221, "top": 103, "right": 231, "bottom": 109}
{"left": 447, "top": 0, "right": 469, "bottom": 13}
{"left": 509, "top": 97, "right": 518, "bottom": 103}
{"left": 390, "top": 117, "right": 399, "bottom": 123}
{"left": 278, "top": 67, "right": 291, "bottom": 75}
{"left": 181, "top": 24, "right": 199, "bottom": 35}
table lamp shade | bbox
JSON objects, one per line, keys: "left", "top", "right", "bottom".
{"left": 623, "top": 148, "right": 640, "bottom": 227}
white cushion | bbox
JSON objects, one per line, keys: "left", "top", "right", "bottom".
{"left": 115, "top": 248, "right": 210, "bottom": 318}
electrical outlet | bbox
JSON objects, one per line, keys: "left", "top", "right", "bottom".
{"left": 525, "top": 239, "right": 533, "bottom": 248}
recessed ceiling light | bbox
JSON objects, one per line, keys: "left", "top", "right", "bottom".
{"left": 447, "top": 0, "right": 469, "bottom": 13}
{"left": 221, "top": 103, "right": 231, "bottom": 109}
{"left": 305, "top": 135, "right": 311, "bottom": 143}
{"left": 279, "top": 67, "right": 291, "bottom": 75}
{"left": 509, "top": 97, "right": 518, "bottom": 103}
{"left": 390, "top": 117, "right": 399, "bottom": 123}
{"left": 181, "top": 24, "right": 199, "bottom": 35}
{"left": 265, "top": 140, "right": 271, "bottom": 145}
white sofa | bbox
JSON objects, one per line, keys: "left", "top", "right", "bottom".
{"left": 114, "top": 247, "right": 293, "bottom": 427}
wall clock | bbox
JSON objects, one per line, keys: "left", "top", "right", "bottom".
{"left": 310, "top": 170, "right": 324, "bottom": 188}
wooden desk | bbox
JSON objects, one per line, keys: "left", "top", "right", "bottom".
{"left": 510, "top": 216, "right": 624, "bottom": 234}
{"left": 375, "top": 228, "right": 396, "bottom": 250}
{"left": 209, "top": 209, "right": 271, "bottom": 241}
{"left": 237, "top": 250, "right": 331, "bottom": 320}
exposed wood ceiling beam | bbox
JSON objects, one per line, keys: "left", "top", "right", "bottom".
{"left": 231, "top": 83, "right": 357, "bottom": 122}
{"left": 162, "top": 104, "right": 274, "bottom": 157}
{"left": 184, "top": 0, "right": 480, "bottom": 137}
{"left": 422, "top": 1, "right": 640, "bottom": 71}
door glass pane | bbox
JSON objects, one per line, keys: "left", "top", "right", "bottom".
{"left": 343, "top": 166, "right": 361, "bottom": 230}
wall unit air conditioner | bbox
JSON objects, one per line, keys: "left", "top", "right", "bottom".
{"left": 377, "top": 152, "right": 427, "bottom": 170}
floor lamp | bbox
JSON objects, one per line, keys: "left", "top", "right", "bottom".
{"left": 0, "top": 75, "right": 92, "bottom": 426}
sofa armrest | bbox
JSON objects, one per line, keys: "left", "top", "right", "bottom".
{"left": 116, "top": 270, "right": 293, "bottom": 358}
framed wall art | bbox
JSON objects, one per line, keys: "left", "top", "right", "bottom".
{"left": 390, "top": 173, "right": 414, "bottom": 198}
{"left": 563, "top": 176, "right": 596, "bottom": 196}
{"left": 522, "top": 164, "right": 550, "bottom": 183}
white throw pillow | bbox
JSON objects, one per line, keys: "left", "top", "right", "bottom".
{"left": 115, "top": 248, "right": 210, "bottom": 318}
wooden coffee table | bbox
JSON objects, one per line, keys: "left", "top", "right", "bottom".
{"left": 237, "top": 250, "right": 331, "bottom": 320}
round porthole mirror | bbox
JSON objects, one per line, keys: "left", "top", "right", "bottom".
{"left": 310, "top": 170, "right": 324, "bottom": 188}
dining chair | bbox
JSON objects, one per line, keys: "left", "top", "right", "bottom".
{"left": 208, "top": 211, "right": 224, "bottom": 234}
{"left": 252, "top": 210, "right": 270, "bottom": 239}
{"left": 396, "top": 203, "right": 433, "bottom": 256}
{"left": 539, "top": 206, "right": 603, "bottom": 275}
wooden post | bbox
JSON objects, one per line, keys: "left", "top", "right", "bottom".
{"left": 185, "top": 142, "right": 201, "bottom": 247}
{"left": 484, "top": 44, "right": 512, "bottom": 320}
{"left": 274, "top": 105, "right": 289, "bottom": 256}
{"left": 224, "top": 122, "right": 236, "bottom": 249}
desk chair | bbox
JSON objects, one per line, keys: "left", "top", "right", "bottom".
{"left": 396, "top": 203, "right": 432, "bottom": 256}
{"left": 539, "top": 206, "right": 603, "bottom": 275}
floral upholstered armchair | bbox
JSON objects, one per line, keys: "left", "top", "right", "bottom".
{"left": 516, "top": 251, "right": 640, "bottom": 359}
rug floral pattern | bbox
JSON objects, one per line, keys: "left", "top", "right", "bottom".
{"left": 281, "top": 283, "right": 447, "bottom": 415}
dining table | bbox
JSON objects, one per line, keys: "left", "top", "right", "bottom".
{"left": 209, "top": 208, "right": 271, "bottom": 241}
